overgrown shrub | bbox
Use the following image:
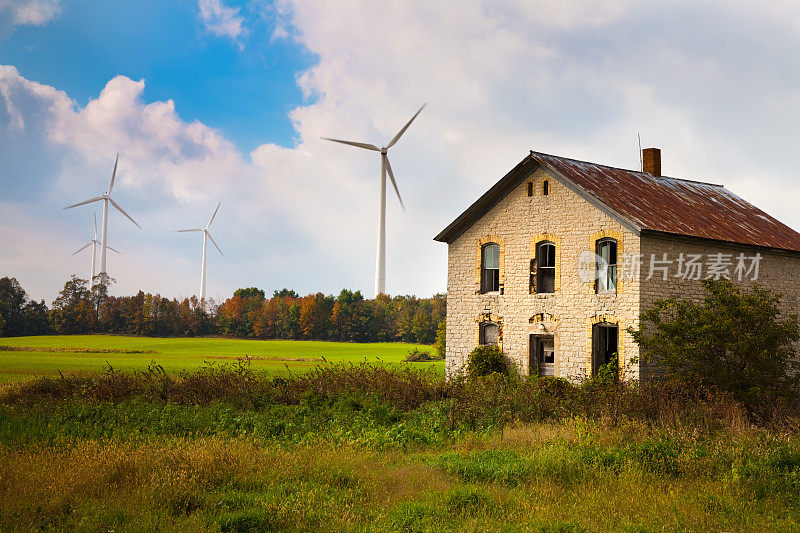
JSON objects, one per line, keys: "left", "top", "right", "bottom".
{"left": 630, "top": 278, "right": 800, "bottom": 416}
{"left": 1, "top": 359, "right": 791, "bottom": 432}
{"left": 406, "top": 348, "right": 435, "bottom": 362}
{"left": 466, "top": 345, "right": 509, "bottom": 378}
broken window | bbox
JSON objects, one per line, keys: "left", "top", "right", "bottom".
{"left": 536, "top": 241, "right": 555, "bottom": 293}
{"left": 529, "top": 334, "right": 555, "bottom": 376}
{"left": 527, "top": 181, "right": 534, "bottom": 197}
{"left": 592, "top": 323, "right": 619, "bottom": 375}
{"left": 480, "top": 322, "right": 499, "bottom": 346}
{"left": 596, "top": 238, "right": 617, "bottom": 293}
{"left": 481, "top": 243, "right": 500, "bottom": 293}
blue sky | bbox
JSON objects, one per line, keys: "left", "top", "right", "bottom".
{"left": 2, "top": 0, "right": 315, "bottom": 151}
{"left": 3, "top": 0, "right": 800, "bottom": 303}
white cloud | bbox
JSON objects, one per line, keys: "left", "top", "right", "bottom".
{"left": 5, "top": 0, "right": 800, "bottom": 302}
{"left": 0, "top": 0, "right": 60, "bottom": 26}
{"left": 197, "top": 0, "right": 248, "bottom": 46}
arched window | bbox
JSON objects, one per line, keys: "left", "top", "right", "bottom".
{"left": 480, "top": 322, "right": 499, "bottom": 346}
{"left": 596, "top": 238, "right": 618, "bottom": 293}
{"left": 543, "top": 179, "right": 550, "bottom": 196}
{"left": 536, "top": 241, "right": 556, "bottom": 293}
{"left": 481, "top": 243, "right": 500, "bottom": 293}
{"left": 527, "top": 181, "right": 534, "bottom": 197}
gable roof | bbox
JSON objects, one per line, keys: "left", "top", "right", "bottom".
{"left": 434, "top": 150, "right": 800, "bottom": 254}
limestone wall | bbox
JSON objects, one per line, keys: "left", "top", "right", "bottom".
{"left": 445, "top": 168, "right": 641, "bottom": 382}
{"left": 638, "top": 233, "right": 800, "bottom": 378}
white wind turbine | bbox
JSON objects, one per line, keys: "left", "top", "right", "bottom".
{"left": 64, "top": 154, "right": 140, "bottom": 276}
{"left": 322, "top": 103, "right": 426, "bottom": 296}
{"left": 72, "top": 213, "right": 120, "bottom": 285}
{"left": 177, "top": 203, "right": 223, "bottom": 304}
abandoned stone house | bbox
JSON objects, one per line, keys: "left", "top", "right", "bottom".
{"left": 434, "top": 148, "right": 800, "bottom": 381}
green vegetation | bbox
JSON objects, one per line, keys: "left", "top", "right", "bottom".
{"left": 0, "top": 364, "right": 799, "bottom": 531}
{"left": 466, "top": 345, "right": 509, "bottom": 378}
{"left": 631, "top": 278, "right": 800, "bottom": 416}
{"left": 0, "top": 335, "right": 441, "bottom": 382}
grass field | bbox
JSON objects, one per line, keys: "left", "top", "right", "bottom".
{"left": 0, "top": 335, "right": 442, "bottom": 382}
{"left": 1, "top": 363, "right": 799, "bottom": 531}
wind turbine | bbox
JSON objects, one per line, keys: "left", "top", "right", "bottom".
{"left": 72, "top": 213, "right": 120, "bottom": 286}
{"left": 64, "top": 154, "right": 140, "bottom": 276}
{"left": 321, "top": 103, "right": 426, "bottom": 296}
{"left": 177, "top": 203, "right": 223, "bottom": 304}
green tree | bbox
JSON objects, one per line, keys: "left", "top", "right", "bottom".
{"left": 49, "top": 276, "right": 95, "bottom": 334}
{"left": 630, "top": 278, "right": 800, "bottom": 408}
{"left": 273, "top": 288, "right": 299, "bottom": 299}
{"left": 22, "top": 300, "right": 49, "bottom": 335}
{"left": 0, "top": 277, "right": 28, "bottom": 336}
{"left": 434, "top": 319, "right": 446, "bottom": 359}
{"left": 234, "top": 287, "right": 265, "bottom": 299}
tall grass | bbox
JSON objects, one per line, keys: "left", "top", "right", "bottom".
{"left": 1, "top": 364, "right": 800, "bottom": 530}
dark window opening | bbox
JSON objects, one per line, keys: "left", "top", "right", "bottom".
{"left": 527, "top": 181, "right": 533, "bottom": 197}
{"left": 536, "top": 241, "right": 555, "bottom": 293}
{"left": 592, "top": 323, "right": 619, "bottom": 375}
{"left": 596, "top": 239, "right": 617, "bottom": 293}
{"left": 480, "top": 322, "right": 499, "bottom": 346}
{"left": 481, "top": 243, "right": 500, "bottom": 293}
{"left": 543, "top": 180, "right": 549, "bottom": 196}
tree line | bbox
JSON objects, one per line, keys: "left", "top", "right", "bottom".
{"left": 0, "top": 275, "right": 446, "bottom": 345}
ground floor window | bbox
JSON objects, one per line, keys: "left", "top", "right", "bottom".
{"left": 592, "top": 323, "right": 619, "bottom": 374}
{"left": 530, "top": 334, "right": 555, "bottom": 376}
{"left": 480, "top": 322, "right": 499, "bottom": 346}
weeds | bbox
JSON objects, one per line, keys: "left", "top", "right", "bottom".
{"left": 1, "top": 364, "right": 800, "bottom": 530}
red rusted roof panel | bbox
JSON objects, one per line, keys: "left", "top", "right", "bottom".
{"left": 533, "top": 151, "right": 800, "bottom": 253}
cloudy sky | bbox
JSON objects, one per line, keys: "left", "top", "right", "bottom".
{"left": 2, "top": 0, "right": 800, "bottom": 303}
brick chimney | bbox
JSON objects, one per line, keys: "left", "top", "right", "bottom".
{"left": 642, "top": 147, "right": 661, "bottom": 177}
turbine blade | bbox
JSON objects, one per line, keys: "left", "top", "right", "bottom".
{"left": 320, "top": 137, "right": 380, "bottom": 151}
{"left": 108, "top": 198, "right": 141, "bottom": 228}
{"left": 207, "top": 232, "right": 223, "bottom": 257}
{"left": 93, "top": 212, "right": 98, "bottom": 239}
{"left": 108, "top": 153, "right": 119, "bottom": 193}
{"left": 386, "top": 103, "right": 426, "bottom": 148}
{"left": 107, "top": 245, "right": 122, "bottom": 254}
{"left": 385, "top": 156, "right": 405, "bottom": 211}
{"left": 72, "top": 242, "right": 92, "bottom": 255}
{"left": 64, "top": 196, "right": 103, "bottom": 210}
{"left": 208, "top": 202, "right": 221, "bottom": 227}
{"left": 176, "top": 228, "right": 203, "bottom": 232}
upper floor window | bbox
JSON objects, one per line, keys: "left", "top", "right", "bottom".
{"left": 481, "top": 243, "right": 500, "bottom": 293}
{"left": 527, "top": 181, "right": 533, "bottom": 197}
{"left": 536, "top": 241, "right": 555, "bottom": 293}
{"left": 543, "top": 180, "right": 550, "bottom": 196}
{"left": 596, "top": 238, "right": 618, "bottom": 293}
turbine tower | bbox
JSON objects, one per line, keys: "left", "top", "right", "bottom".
{"left": 64, "top": 154, "right": 140, "bottom": 276}
{"left": 177, "top": 203, "right": 223, "bottom": 304}
{"left": 72, "top": 213, "right": 120, "bottom": 285}
{"left": 322, "top": 103, "right": 425, "bottom": 296}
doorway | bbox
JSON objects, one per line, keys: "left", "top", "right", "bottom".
{"left": 529, "top": 334, "right": 555, "bottom": 377}
{"left": 592, "top": 323, "right": 619, "bottom": 374}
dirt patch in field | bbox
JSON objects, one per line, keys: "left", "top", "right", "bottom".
{"left": 207, "top": 355, "right": 323, "bottom": 362}
{"left": 0, "top": 346, "right": 159, "bottom": 354}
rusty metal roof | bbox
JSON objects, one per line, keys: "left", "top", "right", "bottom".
{"left": 435, "top": 150, "right": 800, "bottom": 253}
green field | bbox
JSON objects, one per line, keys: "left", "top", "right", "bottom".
{"left": 0, "top": 335, "right": 442, "bottom": 382}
